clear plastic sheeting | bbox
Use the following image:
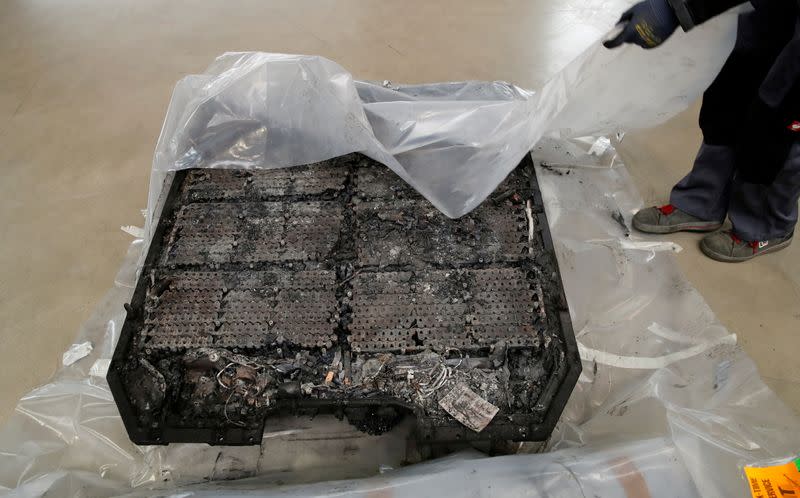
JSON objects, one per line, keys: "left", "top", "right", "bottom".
{"left": 147, "top": 4, "right": 737, "bottom": 222}
{"left": 4, "top": 145, "right": 799, "bottom": 498}
{"left": 3, "top": 5, "right": 800, "bottom": 498}
{"left": 534, "top": 157, "right": 800, "bottom": 498}
{"left": 116, "top": 439, "right": 702, "bottom": 497}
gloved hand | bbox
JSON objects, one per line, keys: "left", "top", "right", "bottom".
{"left": 603, "top": 0, "right": 680, "bottom": 49}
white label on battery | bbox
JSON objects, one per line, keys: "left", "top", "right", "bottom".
{"left": 438, "top": 382, "right": 499, "bottom": 432}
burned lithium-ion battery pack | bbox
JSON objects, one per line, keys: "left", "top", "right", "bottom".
{"left": 108, "top": 154, "right": 580, "bottom": 445}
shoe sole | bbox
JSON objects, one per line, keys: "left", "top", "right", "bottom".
{"left": 632, "top": 219, "right": 722, "bottom": 234}
{"left": 700, "top": 237, "right": 793, "bottom": 263}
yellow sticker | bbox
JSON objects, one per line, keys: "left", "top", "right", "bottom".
{"left": 744, "top": 457, "right": 800, "bottom": 498}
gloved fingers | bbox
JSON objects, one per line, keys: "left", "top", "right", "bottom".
{"left": 603, "top": 25, "right": 632, "bottom": 48}
{"left": 617, "top": 6, "right": 635, "bottom": 24}
{"left": 603, "top": 7, "right": 636, "bottom": 49}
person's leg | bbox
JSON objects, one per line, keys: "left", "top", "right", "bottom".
{"left": 631, "top": 143, "right": 732, "bottom": 234}
{"left": 729, "top": 143, "right": 800, "bottom": 241}
{"left": 631, "top": 4, "right": 791, "bottom": 235}
{"left": 697, "top": 5, "right": 800, "bottom": 261}
{"left": 669, "top": 143, "right": 736, "bottom": 223}
{"left": 699, "top": 143, "right": 800, "bottom": 262}
{"left": 698, "top": 2, "right": 796, "bottom": 148}
{"left": 677, "top": 1, "right": 793, "bottom": 215}
{"left": 733, "top": 13, "right": 800, "bottom": 184}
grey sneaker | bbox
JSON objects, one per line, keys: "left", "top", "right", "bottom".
{"left": 632, "top": 204, "right": 723, "bottom": 234}
{"left": 700, "top": 230, "right": 793, "bottom": 262}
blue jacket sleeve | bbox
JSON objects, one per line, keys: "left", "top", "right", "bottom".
{"left": 667, "top": 0, "right": 748, "bottom": 29}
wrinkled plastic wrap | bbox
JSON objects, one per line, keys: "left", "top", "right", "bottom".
{"left": 3, "top": 5, "right": 800, "bottom": 497}
{"left": 147, "top": 5, "right": 737, "bottom": 222}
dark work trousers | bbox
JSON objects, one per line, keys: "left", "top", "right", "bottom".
{"left": 670, "top": 0, "right": 800, "bottom": 241}
{"left": 671, "top": 142, "right": 800, "bottom": 240}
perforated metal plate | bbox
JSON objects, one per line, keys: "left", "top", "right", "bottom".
{"left": 353, "top": 163, "right": 421, "bottom": 199}
{"left": 166, "top": 201, "right": 343, "bottom": 265}
{"left": 349, "top": 268, "right": 544, "bottom": 352}
{"left": 185, "top": 162, "right": 347, "bottom": 201}
{"left": 143, "top": 270, "right": 337, "bottom": 350}
{"left": 354, "top": 200, "right": 528, "bottom": 267}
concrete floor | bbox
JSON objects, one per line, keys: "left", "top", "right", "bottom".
{"left": 0, "top": 0, "right": 798, "bottom": 425}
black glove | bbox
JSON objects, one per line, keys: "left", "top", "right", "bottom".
{"left": 604, "top": 0, "right": 680, "bottom": 49}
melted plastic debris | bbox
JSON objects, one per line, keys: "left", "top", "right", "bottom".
{"left": 62, "top": 341, "right": 93, "bottom": 366}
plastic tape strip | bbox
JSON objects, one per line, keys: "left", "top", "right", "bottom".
{"left": 647, "top": 322, "right": 704, "bottom": 345}
{"left": 121, "top": 225, "right": 145, "bottom": 239}
{"left": 619, "top": 239, "right": 683, "bottom": 253}
{"left": 586, "top": 238, "right": 683, "bottom": 253}
{"left": 578, "top": 333, "right": 737, "bottom": 369}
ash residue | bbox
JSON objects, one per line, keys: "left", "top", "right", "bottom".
{"left": 349, "top": 350, "right": 510, "bottom": 414}
{"left": 611, "top": 209, "right": 630, "bottom": 237}
{"left": 307, "top": 343, "right": 551, "bottom": 430}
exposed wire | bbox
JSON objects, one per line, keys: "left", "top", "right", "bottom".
{"left": 223, "top": 390, "right": 245, "bottom": 427}
{"left": 216, "top": 362, "right": 236, "bottom": 390}
{"left": 362, "top": 360, "right": 386, "bottom": 383}
{"left": 446, "top": 347, "right": 464, "bottom": 370}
